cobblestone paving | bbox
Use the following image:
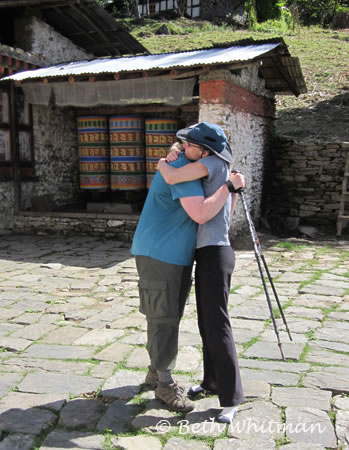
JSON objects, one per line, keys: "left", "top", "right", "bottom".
{"left": 0, "top": 234, "right": 348, "bottom": 449}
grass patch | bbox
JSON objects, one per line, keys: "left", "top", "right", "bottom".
{"left": 274, "top": 242, "right": 313, "bottom": 251}
{"left": 240, "top": 335, "right": 260, "bottom": 352}
{"left": 298, "top": 342, "right": 311, "bottom": 363}
{"left": 298, "top": 270, "right": 323, "bottom": 289}
{"left": 126, "top": 19, "right": 349, "bottom": 142}
{"left": 230, "top": 284, "right": 243, "bottom": 294}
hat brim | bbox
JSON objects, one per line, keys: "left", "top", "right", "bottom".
{"left": 176, "top": 127, "right": 234, "bottom": 164}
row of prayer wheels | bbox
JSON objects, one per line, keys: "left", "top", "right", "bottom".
{"left": 77, "top": 115, "right": 179, "bottom": 191}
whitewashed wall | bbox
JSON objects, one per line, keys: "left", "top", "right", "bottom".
{"left": 199, "top": 67, "right": 274, "bottom": 239}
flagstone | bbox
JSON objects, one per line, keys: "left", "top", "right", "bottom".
{"left": 131, "top": 398, "right": 179, "bottom": 432}
{"left": 285, "top": 407, "right": 337, "bottom": 448}
{"left": 0, "top": 392, "right": 67, "bottom": 412}
{"left": 0, "top": 373, "right": 22, "bottom": 397}
{"left": 59, "top": 398, "right": 106, "bottom": 430}
{"left": 282, "top": 306, "right": 323, "bottom": 321}
{"left": 0, "top": 434, "right": 36, "bottom": 450}
{"left": 73, "top": 328, "right": 124, "bottom": 346}
{"left": 119, "top": 331, "right": 146, "bottom": 345}
{"left": 239, "top": 358, "right": 310, "bottom": 373}
{"left": 112, "top": 435, "right": 163, "bottom": 450}
{"left": 229, "top": 305, "right": 271, "bottom": 321}
{"left": 125, "top": 346, "right": 150, "bottom": 369}
{"left": 11, "top": 322, "right": 57, "bottom": 340}
{"left": 243, "top": 341, "right": 304, "bottom": 361}
{"left": 0, "top": 337, "right": 31, "bottom": 352}
{"left": 279, "top": 444, "right": 325, "bottom": 450}
{"left": 101, "top": 369, "right": 145, "bottom": 400}
{"left": 40, "top": 326, "right": 88, "bottom": 344}
{"left": 314, "top": 326, "right": 349, "bottom": 342}
{"left": 303, "top": 369, "right": 349, "bottom": 395}
{"left": 272, "top": 387, "right": 331, "bottom": 410}
{"left": 327, "top": 311, "right": 349, "bottom": 321}
{"left": 97, "top": 399, "right": 139, "bottom": 433}
{"left": 17, "top": 372, "right": 100, "bottom": 395}
{"left": 240, "top": 368, "right": 299, "bottom": 386}
{"left": 0, "top": 407, "right": 56, "bottom": 435}
{"left": 40, "top": 431, "right": 105, "bottom": 450}
{"left": 242, "top": 379, "right": 270, "bottom": 398}
{"left": 300, "top": 283, "right": 345, "bottom": 297}
{"left": 333, "top": 395, "right": 349, "bottom": 410}
{"left": 10, "top": 312, "right": 42, "bottom": 325}
{"left": 271, "top": 317, "right": 321, "bottom": 333}
{"left": 214, "top": 437, "right": 276, "bottom": 449}
{"left": 312, "top": 339, "right": 349, "bottom": 353}
{"left": 336, "top": 410, "right": 349, "bottom": 447}
{"left": 229, "top": 318, "right": 265, "bottom": 331}
{"left": 305, "top": 347, "right": 349, "bottom": 367}
{"left": 93, "top": 342, "right": 132, "bottom": 363}
{"left": 226, "top": 400, "right": 283, "bottom": 440}
{"left": 22, "top": 343, "right": 95, "bottom": 360}
{"left": 176, "top": 346, "right": 201, "bottom": 372}
{"left": 292, "top": 294, "right": 343, "bottom": 308}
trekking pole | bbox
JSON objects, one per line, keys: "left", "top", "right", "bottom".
{"left": 236, "top": 189, "right": 292, "bottom": 360}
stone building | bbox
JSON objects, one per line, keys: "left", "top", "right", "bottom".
{"left": 0, "top": 0, "right": 147, "bottom": 232}
{"left": 1, "top": 32, "right": 306, "bottom": 240}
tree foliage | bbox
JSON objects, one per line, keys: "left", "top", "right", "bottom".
{"left": 296, "top": 0, "right": 345, "bottom": 26}
{"left": 96, "top": 0, "right": 349, "bottom": 27}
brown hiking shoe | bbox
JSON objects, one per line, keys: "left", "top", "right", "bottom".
{"left": 144, "top": 365, "right": 158, "bottom": 388}
{"left": 155, "top": 382, "right": 194, "bottom": 412}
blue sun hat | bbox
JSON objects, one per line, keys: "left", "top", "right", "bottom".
{"left": 176, "top": 122, "right": 233, "bottom": 164}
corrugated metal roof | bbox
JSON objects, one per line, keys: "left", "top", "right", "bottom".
{"left": 3, "top": 43, "right": 281, "bottom": 81}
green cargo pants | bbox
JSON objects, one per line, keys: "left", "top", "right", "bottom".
{"left": 135, "top": 255, "right": 192, "bottom": 371}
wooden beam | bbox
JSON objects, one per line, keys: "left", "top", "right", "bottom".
{"left": 70, "top": 4, "right": 114, "bottom": 45}
{"left": 10, "top": 83, "right": 21, "bottom": 211}
{"left": 0, "top": 0, "right": 73, "bottom": 7}
{"left": 270, "top": 56, "right": 300, "bottom": 96}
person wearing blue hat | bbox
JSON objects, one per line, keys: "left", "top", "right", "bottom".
{"left": 158, "top": 121, "right": 245, "bottom": 423}
{"left": 131, "top": 128, "right": 244, "bottom": 414}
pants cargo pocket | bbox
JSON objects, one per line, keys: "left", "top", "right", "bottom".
{"left": 138, "top": 279, "right": 175, "bottom": 320}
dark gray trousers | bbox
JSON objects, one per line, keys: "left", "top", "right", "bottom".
{"left": 135, "top": 255, "right": 192, "bottom": 371}
{"left": 195, "top": 245, "right": 244, "bottom": 407}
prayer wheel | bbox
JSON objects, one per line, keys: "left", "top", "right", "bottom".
{"left": 109, "top": 115, "right": 146, "bottom": 191}
{"left": 145, "top": 118, "right": 178, "bottom": 188}
{"left": 77, "top": 116, "right": 109, "bottom": 190}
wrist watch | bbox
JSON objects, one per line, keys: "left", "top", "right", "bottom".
{"left": 225, "top": 180, "right": 238, "bottom": 193}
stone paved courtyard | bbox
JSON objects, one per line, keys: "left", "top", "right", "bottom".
{"left": 0, "top": 233, "right": 348, "bottom": 449}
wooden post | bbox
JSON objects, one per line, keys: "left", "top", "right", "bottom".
{"left": 10, "top": 82, "right": 21, "bottom": 211}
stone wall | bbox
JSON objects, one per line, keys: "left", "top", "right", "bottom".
{"left": 14, "top": 16, "right": 92, "bottom": 64}
{"left": 21, "top": 105, "right": 80, "bottom": 211}
{"left": 265, "top": 138, "right": 349, "bottom": 231}
{"left": 13, "top": 212, "right": 138, "bottom": 242}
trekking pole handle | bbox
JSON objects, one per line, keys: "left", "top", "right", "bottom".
{"left": 227, "top": 169, "right": 244, "bottom": 194}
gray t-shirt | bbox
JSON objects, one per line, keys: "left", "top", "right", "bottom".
{"left": 196, "top": 155, "right": 231, "bottom": 249}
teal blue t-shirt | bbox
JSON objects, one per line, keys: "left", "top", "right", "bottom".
{"left": 131, "top": 154, "right": 204, "bottom": 266}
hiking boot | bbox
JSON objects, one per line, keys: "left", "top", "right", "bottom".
{"left": 144, "top": 365, "right": 158, "bottom": 388}
{"left": 155, "top": 382, "right": 194, "bottom": 413}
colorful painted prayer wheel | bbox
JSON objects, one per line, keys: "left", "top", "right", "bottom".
{"left": 145, "top": 118, "right": 178, "bottom": 188}
{"left": 109, "top": 115, "right": 146, "bottom": 191}
{"left": 77, "top": 116, "right": 109, "bottom": 190}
